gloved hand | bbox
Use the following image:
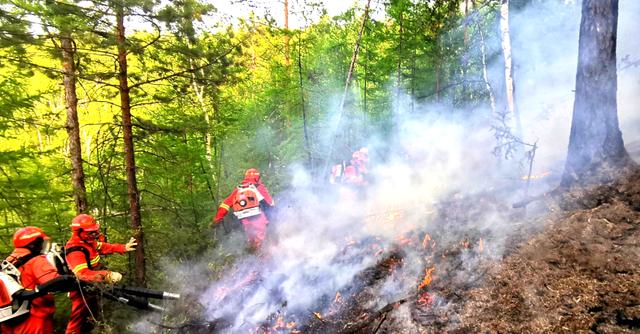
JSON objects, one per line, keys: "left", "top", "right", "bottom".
{"left": 107, "top": 271, "right": 123, "bottom": 284}
{"left": 125, "top": 237, "right": 137, "bottom": 252}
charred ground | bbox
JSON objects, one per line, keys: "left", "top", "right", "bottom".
{"left": 284, "top": 168, "right": 640, "bottom": 333}
{"left": 153, "top": 168, "right": 639, "bottom": 334}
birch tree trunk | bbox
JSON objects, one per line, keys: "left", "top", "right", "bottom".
{"left": 61, "top": 34, "right": 88, "bottom": 214}
{"left": 499, "top": 0, "right": 523, "bottom": 140}
{"left": 116, "top": 6, "right": 146, "bottom": 285}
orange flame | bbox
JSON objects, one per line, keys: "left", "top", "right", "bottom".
{"left": 422, "top": 233, "right": 431, "bottom": 249}
{"left": 333, "top": 292, "right": 342, "bottom": 304}
{"left": 313, "top": 312, "right": 323, "bottom": 320}
{"left": 418, "top": 267, "right": 435, "bottom": 290}
{"left": 521, "top": 171, "right": 551, "bottom": 181}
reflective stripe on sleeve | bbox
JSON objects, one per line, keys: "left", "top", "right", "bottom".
{"left": 72, "top": 263, "right": 88, "bottom": 275}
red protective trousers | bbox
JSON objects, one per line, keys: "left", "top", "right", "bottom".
{"left": 66, "top": 291, "right": 99, "bottom": 334}
{"left": 241, "top": 213, "right": 269, "bottom": 249}
{"left": 64, "top": 234, "right": 126, "bottom": 334}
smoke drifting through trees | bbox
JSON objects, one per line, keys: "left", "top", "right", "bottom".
{"left": 135, "top": 0, "right": 638, "bottom": 332}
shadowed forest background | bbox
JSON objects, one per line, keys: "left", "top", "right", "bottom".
{"left": 0, "top": 0, "right": 639, "bottom": 332}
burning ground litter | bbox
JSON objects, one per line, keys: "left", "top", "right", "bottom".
{"left": 143, "top": 167, "right": 640, "bottom": 334}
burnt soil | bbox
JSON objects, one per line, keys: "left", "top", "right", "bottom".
{"left": 158, "top": 168, "right": 640, "bottom": 334}
{"left": 318, "top": 168, "right": 640, "bottom": 334}
{"left": 452, "top": 169, "right": 640, "bottom": 334}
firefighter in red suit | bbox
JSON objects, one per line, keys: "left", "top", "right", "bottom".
{"left": 338, "top": 147, "right": 369, "bottom": 201}
{"left": 64, "top": 214, "right": 137, "bottom": 334}
{"left": 1, "top": 227, "right": 60, "bottom": 334}
{"left": 212, "top": 168, "right": 275, "bottom": 250}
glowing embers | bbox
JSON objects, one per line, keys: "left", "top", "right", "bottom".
{"left": 417, "top": 267, "right": 435, "bottom": 290}
{"left": 416, "top": 292, "right": 434, "bottom": 307}
{"left": 268, "top": 315, "right": 299, "bottom": 333}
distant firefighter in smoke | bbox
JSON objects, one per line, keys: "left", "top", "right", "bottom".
{"left": 212, "top": 168, "right": 275, "bottom": 251}
{"left": 330, "top": 147, "right": 370, "bottom": 201}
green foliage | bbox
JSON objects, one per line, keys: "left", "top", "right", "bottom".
{"left": 0, "top": 0, "right": 509, "bottom": 329}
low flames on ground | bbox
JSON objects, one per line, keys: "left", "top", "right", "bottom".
{"left": 185, "top": 192, "right": 497, "bottom": 334}
{"left": 160, "top": 169, "right": 640, "bottom": 333}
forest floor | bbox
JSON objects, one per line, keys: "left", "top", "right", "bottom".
{"left": 155, "top": 165, "right": 640, "bottom": 334}
{"left": 301, "top": 167, "right": 640, "bottom": 334}
{"left": 384, "top": 167, "right": 640, "bottom": 334}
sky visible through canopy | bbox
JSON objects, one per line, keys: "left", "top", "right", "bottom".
{"left": 215, "top": 0, "right": 380, "bottom": 28}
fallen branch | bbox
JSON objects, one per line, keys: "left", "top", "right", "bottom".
{"left": 339, "top": 294, "right": 414, "bottom": 334}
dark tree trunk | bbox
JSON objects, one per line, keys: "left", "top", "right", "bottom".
{"left": 561, "top": 0, "right": 632, "bottom": 187}
{"left": 116, "top": 7, "right": 146, "bottom": 285}
{"left": 60, "top": 34, "right": 88, "bottom": 214}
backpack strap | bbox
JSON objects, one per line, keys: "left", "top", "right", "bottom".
{"left": 11, "top": 253, "right": 39, "bottom": 270}
{"left": 64, "top": 246, "right": 93, "bottom": 270}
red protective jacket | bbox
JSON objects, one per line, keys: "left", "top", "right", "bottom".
{"left": 5, "top": 249, "right": 59, "bottom": 318}
{"left": 64, "top": 234, "right": 126, "bottom": 282}
{"left": 214, "top": 179, "right": 274, "bottom": 223}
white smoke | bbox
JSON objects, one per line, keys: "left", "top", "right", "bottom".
{"left": 131, "top": 0, "right": 639, "bottom": 332}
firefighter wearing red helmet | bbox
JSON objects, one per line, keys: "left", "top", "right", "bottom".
{"left": 64, "top": 214, "right": 137, "bottom": 334}
{"left": 1, "top": 227, "right": 60, "bottom": 334}
{"left": 213, "top": 168, "right": 275, "bottom": 251}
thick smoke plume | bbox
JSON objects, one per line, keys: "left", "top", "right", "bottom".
{"left": 132, "top": 0, "right": 638, "bottom": 332}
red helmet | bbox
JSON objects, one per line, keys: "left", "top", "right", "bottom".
{"left": 352, "top": 147, "right": 369, "bottom": 162}
{"left": 70, "top": 214, "right": 100, "bottom": 232}
{"left": 13, "top": 226, "right": 49, "bottom": 248}
{"left": 244, "top": 168, "right": 261, "bottom": 183}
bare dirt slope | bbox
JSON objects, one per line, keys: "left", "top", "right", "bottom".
{"left": 455, "top": 169, "right": 640, "bottom": 334}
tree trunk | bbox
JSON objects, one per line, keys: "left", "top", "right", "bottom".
{"left": 297, "top": 32, "right": 311, "bottom": 166}
{"left": 499, "top": 0, "right": 523, "bottom": 140}
{"left": 396, "top": 10, "right": 403, "bottom": 113}
{"left": 323, "top": 0, "right": 371, "bottom": 176}
{"left": 561, "top": 0, "right": 632, "bottom": 187}
{"left": 461, "top": 0, "right": 470, "bottom": 102}
{"left": 116, "top": 7, "right": 146, "bottom": 285}
{"left": 478, "top": 27, "right": 497, "bottom": 116}
{"left": 339, "top": 0, "right": 371, "bottom": 114}
{"left": 61, "top": 34, "right": 88, "bottom": 214}
{"left": 435, "top": 39, "right": 441, "bottom": 103}
{"left": 284, "top": 0, "right": 290, "bottom": 66}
